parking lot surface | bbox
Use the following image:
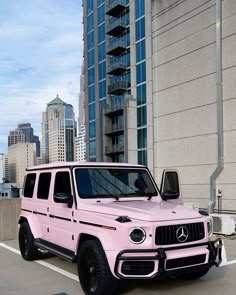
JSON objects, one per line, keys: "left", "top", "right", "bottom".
{"left": 0, "top": 237, "right": 236, "bottom": 295}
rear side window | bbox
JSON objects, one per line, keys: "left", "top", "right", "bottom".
{"left": 54, "top": 171, "right": 71, "bottom": 195}
{"left": 24, "top": 173, "right": 36, "bottom": 198}
{"left": 37, "top": 173, "right": 51, "bottom": 200}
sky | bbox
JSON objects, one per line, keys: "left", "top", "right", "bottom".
{"left": 0, "top": 0, "right": 83, "bottom": 153}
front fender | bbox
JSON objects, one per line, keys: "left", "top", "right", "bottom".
{"left": 19, "top": 213, "right": 42, "bottom": 239}
{"left": 76, "top": 228, "right": 116, "bottom": 252}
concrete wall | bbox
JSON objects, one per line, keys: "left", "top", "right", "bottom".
{"left": 0, "top": 198, "right": 21, "bottom": 241}
{"left": 152, "top": 0, "right": 236, "bottom": 211}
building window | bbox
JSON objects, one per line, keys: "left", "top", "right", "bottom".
{"left": 89, "top": 139, "right": 96, "bottom": 157}
{"left": 138, "top": 150, "right": 147, "bottom": 166}
{"left": 99, "top": 80, "right": 106, "bottom": 99}
{"left": 37, "top": 173, "right": 51, "bottom": 200}
{"left": 137, "top": 84, "right": 146, "bottom": 105}
{"left": 137, "top": 128, "right": 147, "bottom": 149}
{"left": 88, "top": 85, "right": 95, "bottom": 103}
{"left": 97, "top": 4, "right": 105, "bottom": 24}
{"left": 99, "top": 61, "right": 106, "bottom": 80}
{"left": 135, "top": 0, "right": 145, "bottom": 19}
{"left": 23, "top": 173, "right": 36, "bottom": 198}
{"left": 89, "top": 121, "right": 96, "bottom": 138}
{"left": 136, "top": 62, "right": 146, "bottom": 84}
{"left": 98, "top": 42, "right": 106, "bottom": 61}
{"left": 89, "top": 103, "right": 96, "bottom": 121}
{"left": 87, "top": 13, "right": 94, "bottom": 33}
{"left": 87, "top": 31, "right": 94, "bottom": 50}
{"left": 87, "top": 0, "right": 93, "bottom": 15}
{"left": 98, "top": 23, "right": 105, "bottom": 43}
{"left": 136, "top": 39, "right": 146, "bottom": 63}
{"left": 88, "top": 67, "right": 95, "bottom": 85}
{"left": 135, "top": 17, "right": 145, "bottom": 41}
{"left": 88, "top": 49, "right": 94, "bottom": 68}
{"left": 137, "top": 106, "right": 147, "bottom": 127}
{"left": 97, "top": 0, "right": 104, "bottom": 7}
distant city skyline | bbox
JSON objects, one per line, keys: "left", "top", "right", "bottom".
{"left": 0, "top": 0, "right": 83, "bottom": 153}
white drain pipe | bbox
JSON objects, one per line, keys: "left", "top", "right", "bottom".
{"left": 209, "top": 0, "right": 224, "bottom": 214}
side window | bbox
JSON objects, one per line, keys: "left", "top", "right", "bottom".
{"left": 54, "top": 171, "right": 71, "bottom": 199}
{"left": 23, "top": 173, "right": 36, "bottom": 198}
{"left": 37, "top": 173, "right": 51, "bottom": 200}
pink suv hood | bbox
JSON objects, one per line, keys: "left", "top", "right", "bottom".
{"left": 83, "top": 200, "right": 201, "bottom": 222}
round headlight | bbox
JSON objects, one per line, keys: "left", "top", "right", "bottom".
{"left": 129, "top": 227, "right": 146, "bottom": 244}
{"left": 207, "top": 220, "right": 213, "bottom": 236}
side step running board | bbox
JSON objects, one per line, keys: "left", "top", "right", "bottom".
{"left": 34, "top": 239, "right": 76, "bottom": 262}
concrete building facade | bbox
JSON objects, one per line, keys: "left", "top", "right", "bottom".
{"left": 152, "top": 0, "right": 236, "bottom": 212}
{"left": 41, "top": 95, "right": 77, "bottom": 163}
{"left": 8, "top": 143, "right": 36, "bottom": 188}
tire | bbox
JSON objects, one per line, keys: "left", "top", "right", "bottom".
{"left": 18, "top": 222, "right": 40, "bottom": 261}
{"left": 184, "top": 268, "right": 209, "bottom": 280}
{"left": 77, "top": 240, "right": 119, "bottom": 295}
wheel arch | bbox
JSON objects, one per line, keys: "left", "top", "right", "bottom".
{"left": 18, "top": 215, "right": 42, "bottom": 239}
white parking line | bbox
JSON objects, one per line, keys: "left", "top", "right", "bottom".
{"left": 0, "top": 242, "right": 79, "bottom": 282}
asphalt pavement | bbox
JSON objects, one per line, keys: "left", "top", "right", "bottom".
{"left": 0, "top": 237, "right": 236, "bottom": 295}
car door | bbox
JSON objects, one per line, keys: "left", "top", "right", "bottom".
{"left": 49, "top": 169, "right": 75, "bottom": 251}
{"left": 35, "top": 171, "right": 52, "bottom": 241}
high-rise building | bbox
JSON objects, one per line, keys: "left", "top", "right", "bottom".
{"left": 8, "top": 123, "right": 40, "bottom": 157}
{"left": 76, "top": 62, "right": 86, "bottom": 162}
{"left": 83, "top": 0, "right": 151, "bottom": 167}
{"left": 76, "top": 125, "right": 86, "bottom": 162}
{"left": 82, "top": 0, "right": 236, "bottom": 212}
{"left": 41, "top": 95, "right": 77, "bottom": 163}
{"left": 8, "top": 143, "right": 36, "bottom": 188}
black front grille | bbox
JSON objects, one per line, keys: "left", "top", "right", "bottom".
{"left": 121, "top": 261, "right": 155, "bottom": 275}
{"left": 155, "top": 223, "right": 205, "bottom": 245}
{"left": 166, "top": 254, "right": 206, "bottom": 270}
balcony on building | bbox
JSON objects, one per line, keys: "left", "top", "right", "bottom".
{"left": 108, "top": 81, "right": 130, "bottom": 95}
{"left": 107, "top": 39, "right": 129, "bottom": 56}
{"left": 105, "top": 122, "right": 124, "bottom": 136}
{"left": 107, "top": 60, "right": 129, "bottom": 75}
{"left": 106, "top": 0, "right": 127, "bottom": 17}
{"left": 107, "top": 18, "right": 128, "bottom": 37}
{"left": 105, "top": 143, "right": 124, "bottom": 155}
{"left": 104, "top": 100, "right": 124, "bottom": 116}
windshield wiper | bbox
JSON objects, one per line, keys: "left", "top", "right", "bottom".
{"left": 95, "top": 194, "right": 120, "bottom": 200}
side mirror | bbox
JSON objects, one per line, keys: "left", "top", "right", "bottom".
{"left": 160, "top": 170, "right": 180, "bottom": 200}
{"left": 54, "top": 192, "right": 73, "bottom": 208}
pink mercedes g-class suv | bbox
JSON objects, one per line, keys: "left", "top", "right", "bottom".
{"left": 18, "top": 162, "right": 222, "bottom": 295}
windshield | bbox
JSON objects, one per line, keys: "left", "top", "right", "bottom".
{"left": 75, "top": 167, "right": 158, "bottom": 199}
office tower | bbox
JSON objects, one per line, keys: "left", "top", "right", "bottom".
{"left": 76, "top": 63, "right": 86, "bottom": 162}
{"left": 8, "top": 143, "right": 36, "bottom": 187}
{"left": 41, "top": 95, "right": 77, "bottom": 163}
{"left": 8, "top": 123, "right": 40, "bottom": 157}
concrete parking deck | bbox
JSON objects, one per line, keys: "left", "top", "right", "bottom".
{"left": 0, "top": 237, "right": 236, "bottom": 295}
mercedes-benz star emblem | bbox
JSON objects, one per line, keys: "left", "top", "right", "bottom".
{"left": 176, "top": 226, "right": 189, "bottom": 243}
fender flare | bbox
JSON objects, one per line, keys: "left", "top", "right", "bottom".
{"left": 19, "top": 214, "right": 42, "bottom": 239}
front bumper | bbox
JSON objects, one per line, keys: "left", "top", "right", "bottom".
{"left": 114, "top": 238, "right": 222, "bottom": 279}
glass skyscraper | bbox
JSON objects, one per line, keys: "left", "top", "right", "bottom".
{"left": 83, "top": 0, "right": 152, "bottom": 167}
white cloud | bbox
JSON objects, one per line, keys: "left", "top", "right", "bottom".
{"left": 0, "top": 0, "right": 83, "bottom": 153}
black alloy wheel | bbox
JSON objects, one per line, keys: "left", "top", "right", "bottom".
{"left": 18, "top": 222, "right": 40, "bottom": 261}
{"left": 77, "top": 240, "right": 118, "bottom": 295}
